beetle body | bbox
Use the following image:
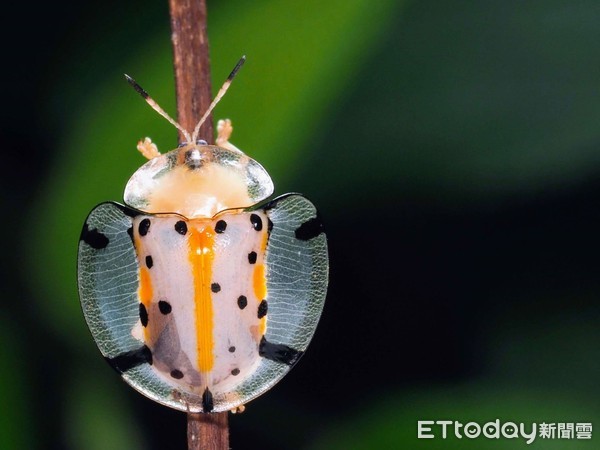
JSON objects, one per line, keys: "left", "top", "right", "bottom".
{"left": 78, "top": 120, "right": 328, "bottom": 412}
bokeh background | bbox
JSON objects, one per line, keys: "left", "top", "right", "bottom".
{"left": 2, "top": 0, "right": 599, "bottom": 448}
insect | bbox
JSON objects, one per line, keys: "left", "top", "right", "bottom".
{"left": 77, "top": 57, "right": 328, "bottom": 413}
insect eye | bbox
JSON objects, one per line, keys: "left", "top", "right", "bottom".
{"left": 177, "top": 141, "right": 188, "bottom": 148}
{"left": 196, "top": 139, "right": 207, "bottom": 145}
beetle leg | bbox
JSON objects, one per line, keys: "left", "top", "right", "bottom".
{"left": 216, "top": 119, "right": 244, "bottom": 154}
{"left": 137, "top": 137, "right": 161, "bottom": 160}
{"left": 230, "top": 404, "right": 246, "bottom": 414}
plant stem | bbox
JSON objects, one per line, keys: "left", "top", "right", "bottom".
{"left": 187, "top": 413, "right": 229, "bottom": 450}
{"left": 168, "top": 0, "right": 229, "bottom": 448}
{"left": 169, "top": 0, "right": 214, "bottom": 143}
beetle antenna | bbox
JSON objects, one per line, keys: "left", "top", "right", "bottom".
{"left": 124, "top": 74, "right": 193, "bottom": 144}
{"left": 191, "top": 55, "right": 246, "bottom": 143}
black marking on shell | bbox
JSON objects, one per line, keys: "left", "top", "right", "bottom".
{"left": 262, "top": 195, "right": 285, "bottom": 211}
{"left": 105, "top": 345, "right": 152, "bottom": 373}
{"left": 158, "top": 300, "right": 172, "bottom": 315}
{"left": 170, "top": 369, "right": 184, "bottom": 379}
{"left": 259, "top": 337, "right": 303, "bottom": 366}
{"left": 250, "top": 214, "right": 263, "bottom": 231}
{"left": 80, "top": 223, "right": 109, "bottom": 249}
{"left": 267, "top": 218, "right": 274, "bottom": 233}
{"left": 145, "top": 255, "right": 154, "bottom": 269}
{"left": 294, "top": 216, "right": 324, "bottom": 241}
{"left": 237, "top": 295, "right": 247, "bottom": 310}
{"left": 215, "top": 220, "right": 227, "bottom": 233}
{"left": 126, "top": 226, "right": 134, "bottom": 244}
{"left": 139, "top": 219, "right": 151, "bottom": 236}
{"left": 257, "top": 300, "right": 268, "bottom": 319}
{"left": 248, "top": 251, "right": 257, "bottom": 264}
{"left": 231, "top": 368, "right": 240, "bottom": 376}
{"left": 139, "top": 303, "right": 149, "bottom": 327}
{"left": 113, "top": 203, "right": 140, "bottom": 218}
{"left": 211, "top": 283, "right": 221, "bottom": 293}
{"left": 202, "top": 387, "right": 214, "bottom": 413}
{"left": 175, "top": 221, "right": 187, "bottom": 235}
{"left": 229, "top": 346, "right": 236, "bottom": 353}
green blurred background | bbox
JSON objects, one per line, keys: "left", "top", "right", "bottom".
{"left": 2, "top": 0, "right": 599, "bottom": 448}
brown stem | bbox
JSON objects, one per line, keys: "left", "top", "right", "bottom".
{"left": 187, "top": 412, "right": 230, "bottom": 450}
{"left": 169, "top": 0, "right": 214, "bottom": 144}
{"left": 168, "top": 0, "right": 229, "bottom": 448}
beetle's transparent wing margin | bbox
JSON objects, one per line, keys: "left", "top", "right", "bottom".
{"left": 78, "top": 203, "right": 209, "bottom": 412}
{"left": 262, "top": 194, "right": 328, "bottom": 351}
{"left": 77, "top": 202, "right": 144, "bottom": 363}
{"left": 234, "top": 193, "right": 329, "bottom": 403}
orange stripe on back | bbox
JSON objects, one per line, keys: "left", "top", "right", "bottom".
{"left": 138, "top": 267, "right": 153, "bottom": 339}
{"left": 188, "top": 222, "right": 216, "bottom": 373}
{"left": 138, "top": 267, "right": 153, "bottom": 304}
{"left": 254, "top": 227, "right": 269, "bottom": 334}
{"left": 253, "top": 263, "right": 267, "bottom": 302}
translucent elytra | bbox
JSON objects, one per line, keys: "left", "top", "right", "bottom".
{"left": 124, "top": 144, "right": 274, "bottom": 218}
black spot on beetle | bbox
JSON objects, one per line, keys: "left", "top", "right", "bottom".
{"left": 138, "top": 218, "right": 151, "bottom": 236}
{"left": 231, "top": 368, "right": 240, "bottom": 376}
{"left": 145, "top": 255, "right": 153, "bottom": 269}
{"left": 229, "top": 346, "right": 236, "bottom": 353}
{"left": 267, "top": 218, "right": 274, "bottom": 233}
{"left": 126, "top": 226, "right": 134, "bottom": 243}
{"left": 170, "top": 369, "right": 184, "bottom": 379}
{"left": 211, "top": 283, "right": 221, "bottom": 293}
{"left": 294, "top": 217, "right": 324, "bottom": 241}
{"left": 237, "top": 295, "right": 247, "bottom": 310}
{"left": 158, "top": 300, "right": 172, "bottom": 315}
{"left": 215, "top": 220, "right": 227, "bottom": 233}
{"left": 139, "top": 303, "right": 148, "bottom": 327}
{"left": 106, "top": 345, "right": 152, "bottom": 373}
{"left": 259, "top": 336, "right": 303, "bottom": 366}
{"left": 202, "top": 387, "right": 214, "bottom": 412}
{"left": 248, "top": 251, "right": 257, "bottom": 264}
{"left": 80, "top": 223, "right": 109, "bottom": 249}
{"left": 174, "top": 221, "right": 187, "bottom": 235}
{"left": 250, "top": 214, "right": 263, "bottom": 231}
{"left": 257, "top": 300, "right": 268, "bottom": 319}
